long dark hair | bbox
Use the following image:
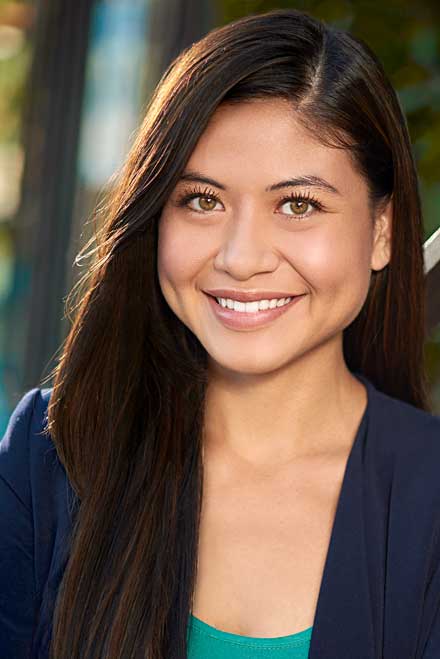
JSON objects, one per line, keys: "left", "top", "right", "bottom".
{"left": 43, "top": 8, "right": 430, "bottom": 658}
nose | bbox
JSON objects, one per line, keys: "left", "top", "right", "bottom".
{"left": 213, "top": 210, "right": 279, "bottom": 279}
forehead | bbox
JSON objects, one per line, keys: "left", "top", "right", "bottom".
{"left": 185, "top": 98, "right": 365, "bottom": 197}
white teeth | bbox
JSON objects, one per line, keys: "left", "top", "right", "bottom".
{"left": 215, "top": 297, "right": 292, "bottom": 312}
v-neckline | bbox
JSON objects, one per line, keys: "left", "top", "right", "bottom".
{"left": 307, "top": 371, "right": 373, "bottom": 658}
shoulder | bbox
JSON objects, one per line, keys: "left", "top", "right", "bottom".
{"left": 364, "top": 378, "right": 440, "bottom": 510}
{"left": 0, "top": 387, "right": 52, "bottom": 448}
{"left": 0, "top": 388, "right": 74, "bottom": 653}
{"left": 0, "top": 386, "right": 74, "bottom": 519}
{"left": 368, "top": 382, "right": 440, "bottom": 456}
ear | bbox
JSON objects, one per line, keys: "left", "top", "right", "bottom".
{"left": 370, "top": 196, "right": 392, "bottom": 272}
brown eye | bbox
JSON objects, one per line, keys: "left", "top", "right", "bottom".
{"left": 197, "top": 196, "right": 218, "bottom": 211}
{"left": 289, "top": 200, "right": 309, "bottom": 214}
{"left": 278, "top": 193, "right": 323, "bottom": 221}
{"left": 176, "top": 187, "right": 223, "bottom": 213}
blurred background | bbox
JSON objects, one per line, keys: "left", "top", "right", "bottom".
{"left": 1, "top": 0, "right": 440, "bottom": 432}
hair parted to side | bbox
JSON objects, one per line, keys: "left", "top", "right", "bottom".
{"left": 42, "top": 7, "right": 429, "bottom": 658}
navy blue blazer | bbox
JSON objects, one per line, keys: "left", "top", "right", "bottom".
{"left": 1, "top": 374, "right": 440, "bottom": 658}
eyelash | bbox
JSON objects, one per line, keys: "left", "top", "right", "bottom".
{"left": 174, "top": 184, "right": 324, "bottom": 220}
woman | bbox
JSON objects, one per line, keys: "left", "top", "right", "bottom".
{"left": 1, "top": 7, "right": 439, "bottom": 659}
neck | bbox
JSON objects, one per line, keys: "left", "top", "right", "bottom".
{"left": 202, "top": 345, "right": 367, "bottom": 469}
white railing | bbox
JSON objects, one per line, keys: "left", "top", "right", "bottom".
{"left": 424, "top": 227, "right": 440, "bottom": 332}
{"left": 424, "top": 227, "right": 440, "bottom": 275}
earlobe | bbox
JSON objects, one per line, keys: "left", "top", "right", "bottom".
{"left": 371, "top": 197, "right": 392, "bottom": 272}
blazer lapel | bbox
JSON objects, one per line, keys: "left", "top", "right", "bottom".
{"left": 308, "top": 373, "right": 380, "bottom": 659}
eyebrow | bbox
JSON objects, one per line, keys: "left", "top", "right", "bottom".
{"left": 178, "top": 170, "right": 342, "bottom": 195}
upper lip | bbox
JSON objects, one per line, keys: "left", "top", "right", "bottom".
{"left": 204, "top": 289, "right": 302, "bottom": 302}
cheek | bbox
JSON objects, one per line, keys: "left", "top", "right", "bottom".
{"left": 292, "top": 226, "right": 372, "bottom": 303}
{"left": 157, "top": 213, "right": 209, "bottom": 294}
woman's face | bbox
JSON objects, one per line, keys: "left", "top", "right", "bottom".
{"left": 157, "top": 98, "right": 391, "bottom": 376}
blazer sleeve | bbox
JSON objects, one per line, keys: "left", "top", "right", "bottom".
{"left": 0, "top": 388, "right": 44, "bottom": 659}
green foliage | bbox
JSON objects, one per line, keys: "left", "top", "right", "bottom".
{"left": 0, "top": 42, "right": 31, "bottom": 144}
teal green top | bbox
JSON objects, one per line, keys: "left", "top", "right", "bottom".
{"left": 187, "top": 613, "right": 312, "bottom": 658}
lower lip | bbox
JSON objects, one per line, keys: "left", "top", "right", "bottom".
{"left": 205, "top": 293, "right": 305, "bottom": 330}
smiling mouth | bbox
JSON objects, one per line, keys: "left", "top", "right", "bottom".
{"left": 205, "top": 292, "right": 304, "bottom": 315}
{"left": 206, "top": 293, "right": 300, "bottom": 305}
{"left": 203, "top": 290, "right": 305, "bottom": 331}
